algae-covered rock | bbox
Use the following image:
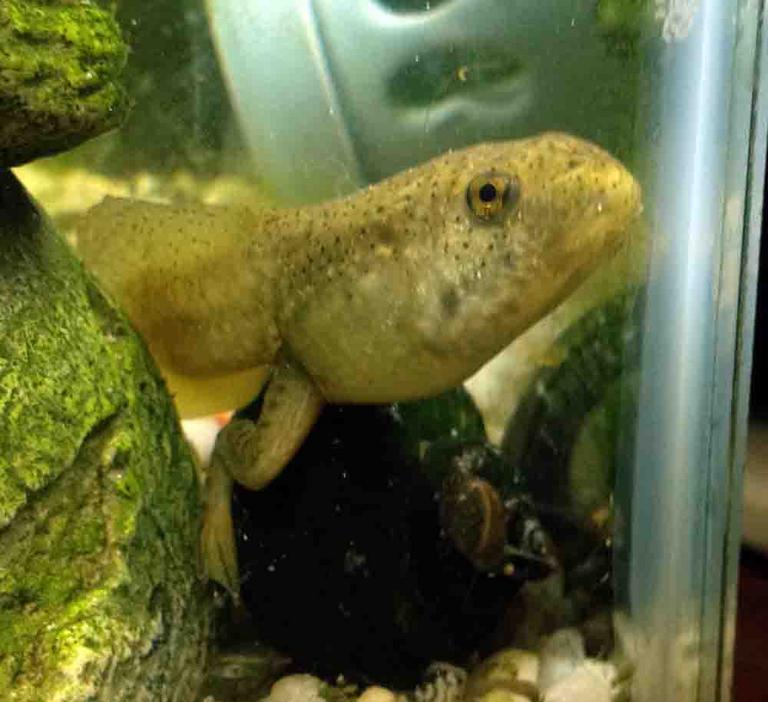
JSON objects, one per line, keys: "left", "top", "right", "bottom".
{"left": 0, "top": 171, "right": 210, "bottom": 701}
{"left": 0, "top": 0, "right": 128, "bottom": 167}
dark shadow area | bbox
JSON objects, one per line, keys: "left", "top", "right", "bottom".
{"left": 736, "top": 135, "right": 768, "bottom": 702}
{"left": 734, "top": 548, "right": 768, "bottom": 702}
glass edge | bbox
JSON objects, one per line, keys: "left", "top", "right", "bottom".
{"left": 717, "top": 2, "right": 768, "bottom": 700}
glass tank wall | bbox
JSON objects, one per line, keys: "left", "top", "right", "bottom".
{"left": 1, "top": 1, "right": 765, "bottom": 701}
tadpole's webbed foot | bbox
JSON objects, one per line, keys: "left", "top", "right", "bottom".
{"left": 200, "top": 424, "right": 245, "bottom": 597}
{"left": 200, "top": 359, "right": 324, "bottom": 597}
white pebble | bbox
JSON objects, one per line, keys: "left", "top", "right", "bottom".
{"left": 541, "top": 662, "right": 614, "bottom": 702}
{"left": 264, "top": 674, "right": 324, "bottom": 702}
{"left": 537, "top": 628, "right": 586, "bottom": 692}
{"left": 358, "top": 686, "right": 397, "bottom": 702}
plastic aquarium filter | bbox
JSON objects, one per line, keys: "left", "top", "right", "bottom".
{"left": 206, "top": 0, "right": 637, "bottom": 204}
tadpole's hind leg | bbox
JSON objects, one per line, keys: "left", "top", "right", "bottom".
{"left": 201, "top": 358, "right": 324, "bottom": 596}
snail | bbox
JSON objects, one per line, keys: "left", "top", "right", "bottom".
{"left": 436, "top": 444, "right": 558, "bottom": 579}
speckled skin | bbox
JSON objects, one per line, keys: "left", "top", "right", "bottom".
{"left": 78, "top": 132, "right": 640, "bottom": 410}
{"left": 77, "top": 132, "right": 642, "bottom": 592}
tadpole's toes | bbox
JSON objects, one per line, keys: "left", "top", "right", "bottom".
{"left": 201, "top": 492, "right": 241, "bottom": 599}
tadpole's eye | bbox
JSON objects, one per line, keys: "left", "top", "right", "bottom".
{"left": 466, "top": 172, "right": 519, "bottom": 221}
{"left": 479, "top": 182, "right": 497, "bottom": 202}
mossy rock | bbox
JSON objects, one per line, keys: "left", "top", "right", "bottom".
{"left": 0, "top": 171, "right": 210, "bottom": 701}
{"left": 0, "top": 0, "right": 129, "bottom": 167}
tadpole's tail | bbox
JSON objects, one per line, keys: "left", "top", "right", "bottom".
{"left": 76, "top": 196, "right": 277, "bottom": 417}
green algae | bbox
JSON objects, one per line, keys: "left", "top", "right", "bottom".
{"left": 597, "top": 0, "right": 649, "bottom": 59}
{"left": 0, "top": 0, "right": 129, "bottom": 167}
{"left": 0, "top": 171, "right": 210, "bottom": 701}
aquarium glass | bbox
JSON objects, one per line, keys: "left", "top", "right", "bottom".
{"left": 4, "top": 0, "right": 766, "bottom": 701}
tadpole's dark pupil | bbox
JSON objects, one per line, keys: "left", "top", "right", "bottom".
{"left": 479, "top": 183, "right": 497, "bottom": 202}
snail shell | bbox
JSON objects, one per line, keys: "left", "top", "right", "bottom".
{"left": 439, "top": 472, "right": 507, "bottom": 571}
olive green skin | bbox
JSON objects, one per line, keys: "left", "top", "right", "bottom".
{"left": 77, "top": 133, "right": 641, "bottom": 418}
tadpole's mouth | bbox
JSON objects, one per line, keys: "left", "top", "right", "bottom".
{"left": 554, "top": 159, "right": 643, "bottom": 261}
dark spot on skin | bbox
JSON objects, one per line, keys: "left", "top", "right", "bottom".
{"left": 373, "top": 222, "right": 395, "bottom": 244}
{"left": 441, "top": 286, "right": 460, "bottom": 317}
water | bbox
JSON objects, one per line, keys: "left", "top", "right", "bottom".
{"left": 2, "top": 1, "right": 765, "bottom": 701}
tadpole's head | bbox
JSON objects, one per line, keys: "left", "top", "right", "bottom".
{"left": 397, "top": 132, "right": 643, "bottom": 366}
{"left": 460, "top": 133, "right": 641, "bottom": 260}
